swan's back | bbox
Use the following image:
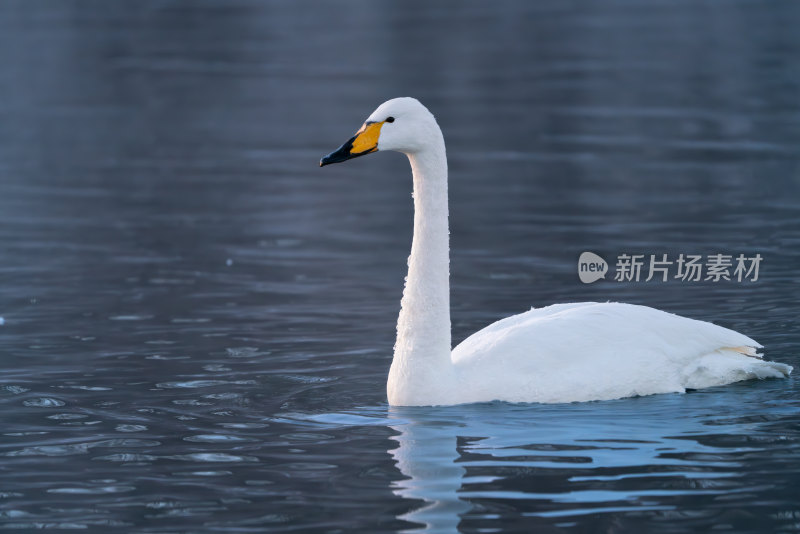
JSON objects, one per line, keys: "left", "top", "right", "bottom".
{"left": 451, "top": 302, "right": 791, "bottom": 404}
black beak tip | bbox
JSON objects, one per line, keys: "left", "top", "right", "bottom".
{"left": 319, "top": 136, "right": 357, "bottom": 168}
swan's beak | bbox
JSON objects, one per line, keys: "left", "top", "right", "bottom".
{"left": 319, "top": 121, "right": 383, "bottom": 167}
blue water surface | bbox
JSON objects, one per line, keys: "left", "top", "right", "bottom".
{"left": 0, "top": 1, "right": 799, "bottom": 532}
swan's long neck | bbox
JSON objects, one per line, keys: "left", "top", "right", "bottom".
{"left": 388, "top": 133, "right": 453, "bottom": 405}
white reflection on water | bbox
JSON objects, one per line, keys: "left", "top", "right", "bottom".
{"left": 297, "top": 385, "right": 797, "bottom": 532}
{"left": 389, "top": 414, "right": 469, "bottom": 533}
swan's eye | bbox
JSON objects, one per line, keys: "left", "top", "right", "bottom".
{"left": 385, "top": 117, "right": 395, "bottom": 123}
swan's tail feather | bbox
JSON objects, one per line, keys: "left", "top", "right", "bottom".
{"left": 721, "top": 349, "right": 792, "bottom": 378}
{"left": 682, "top": 349, "right": 792, "bottom": 390}
{"left": 757, "top": 360, "right": 793, "bottom": 378}
{"left": 722, "top": 345, "right": 793, "bottom": 378}
{"left": 721, "top": 347, "right": 792, "bottom": 377}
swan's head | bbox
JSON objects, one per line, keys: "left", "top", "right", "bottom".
{"left": 319, "top": 97, "right": 439, "bottom": 167}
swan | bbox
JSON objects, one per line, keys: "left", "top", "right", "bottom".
{"left": 319, "top": 97, "right": 792, "bottom": 406}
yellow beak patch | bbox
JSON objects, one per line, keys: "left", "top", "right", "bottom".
{"left": 351, "top": 121, "right": 384, "bottom": 155}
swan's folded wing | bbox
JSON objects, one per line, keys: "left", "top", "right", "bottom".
{"left": 450, "top": 302, "right": 785, "bottom": 403}
{"left": 453, "top": 302, "right": 762, "bottom": 365}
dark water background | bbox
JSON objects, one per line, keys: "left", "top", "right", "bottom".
{"left": 1, "top": 1, "right": 799, "bottom": 532}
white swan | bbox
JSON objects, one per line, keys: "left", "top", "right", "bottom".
{"left": 320, "top": 97, "right": 792, "bottom": 406}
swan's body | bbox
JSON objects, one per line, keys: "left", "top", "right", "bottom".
{"left": 449, "top": 302, "right": 789, "bottom": 405}
{"left": 320, "top": 97, "right": 792, "bottom": 406}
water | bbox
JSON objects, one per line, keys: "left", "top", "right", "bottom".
{"left": 1, "top": 1, "right": 799, "bottom": 532}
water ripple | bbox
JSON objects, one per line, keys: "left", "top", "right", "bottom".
{"left": 115, "top": 424, "right": 147, "bottom": 432}
{"left": 182, "top": 470, "right": 233, "bottom": 477}
{"left": 48, "top": 485, "right": 136, "bottom": 494}
{"left": 183, "top": 434, "right": 250, "bottom": 443}
{"left": 6, "top": 444, "right": 93, "bottom": 457}
{"left": 4, "top": 439, "right": 160, "bottom": 457}
{"left": 109, "top": 315, "right": 153, "bottom": 321}
{"left": 22, "top": 398, "right": 65, "bottom": 407}
{"left": 165, "top": 453, "right": 258, "bottom": 463}
{"left": 156, "top": 380, "right": 255, "bottom": 389}
{"left": 92, "top": 453, "right": 157, "bottom": 463}
{"left": 46, "top": 413, "right": 88, "bottom": 420}
{"left": 225, "top": 347, "right": 263, "bottom": 358}
{"left": 1, "top": 385, "right": 30, "bottom": 395}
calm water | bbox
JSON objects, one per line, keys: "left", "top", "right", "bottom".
{"left": 1, "top": 1, "right": 799, "bottom": 532}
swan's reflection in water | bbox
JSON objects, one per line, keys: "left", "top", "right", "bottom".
{"left": 388, "top": 411, "right": 470, "bottom": 533}
{"left": 294, "top": 385, "right": 795, "bottom": 532}
{"left": 384, "top": 391, "right": 778, "bottom": 532}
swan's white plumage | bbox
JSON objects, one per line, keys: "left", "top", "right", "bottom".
{"left": 321, "top": 97, "right": 792, "bottom": 407}
{"left": 451, "top": 301, "right": 790, "bottom": 404}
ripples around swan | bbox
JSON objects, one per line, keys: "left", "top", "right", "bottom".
{"left": 289, "top": 387, "right": 800, "bottom": 532}
{"left": 3, "top": 376, "right": 798, "bottom": 531}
